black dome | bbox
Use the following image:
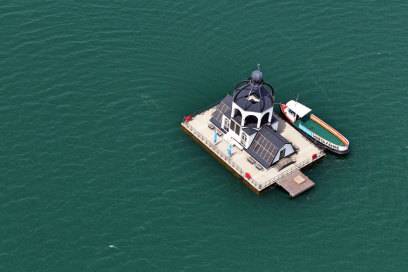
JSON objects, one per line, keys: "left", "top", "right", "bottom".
{"left": 232, "top": 69, "right": 275, "bottom": 113}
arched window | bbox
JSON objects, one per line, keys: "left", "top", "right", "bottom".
{"left": 261, "top": 112, "right": 270, "bottom": 126}
{"left": 244, "top": 115, "right": 258, "bottom": 127}
{"left": 233, "top": 108, "right": 242, "bottom": 119}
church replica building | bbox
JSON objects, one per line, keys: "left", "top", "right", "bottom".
{"left": 210, "top": 69, "right": 295, "bottom": 168}
{"left": 181, "top": 67, "right": 324, "bottom": 197}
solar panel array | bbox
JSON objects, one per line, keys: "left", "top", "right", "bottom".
{"left": 249, "top": 133, "right": 278, "bottom": 166}
{"left": 218, "top": 101, "right": 230, "bottom": 115}
{"left": 212, "top": 101, "right": 231, "bottom": 124}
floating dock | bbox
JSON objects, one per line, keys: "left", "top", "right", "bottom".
{"left": 181, "top": 106, "right": 325, "bottom": 197}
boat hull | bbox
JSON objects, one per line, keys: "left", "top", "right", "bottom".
{"left": 280, "top": 104, "right": 349, "bottom": 155}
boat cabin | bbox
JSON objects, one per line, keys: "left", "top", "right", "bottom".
{"left": 210, "top": 68, "right": 295, "bottom": 168}
{"left": 285, "top": 100, "right": 312, "bottom": 122}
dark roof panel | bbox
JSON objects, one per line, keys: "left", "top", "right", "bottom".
{"left": 232, "top": 78, "right": 274, "bottom": 113}
{"left": 246, "top": 126, "right": 289, "bottom": 168}
{"left": 209, "top": 116, "right": 222, "bottom": 131}
{"left": 210, "top": 95, "right": 232, "bottom": 130}
{"left": 242, "top": 127, "right": 257, "bottom": 136}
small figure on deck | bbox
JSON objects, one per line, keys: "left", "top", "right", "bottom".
{"left": 213, "top": 130, "right": 218, "bottom": 144}
{"left": 227, "top": 144, "right": 232, "bottom": 158}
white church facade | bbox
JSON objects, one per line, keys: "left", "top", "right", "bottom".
{"left": 210, "top": 68, "right": 295, "bottom": 168}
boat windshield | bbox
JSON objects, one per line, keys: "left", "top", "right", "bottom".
{"left": 300, "top": 113, "right": 311, "bottom": 121}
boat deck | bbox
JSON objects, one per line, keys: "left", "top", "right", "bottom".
{"left": 296, "top": 117, "right": 343, "bottom": 146}
{"left": 181, "top": 106, "right": 325, "bottom": 196}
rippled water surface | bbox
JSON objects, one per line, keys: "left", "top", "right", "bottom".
{"left": 1, "top": 1, "right": 407, "bottom": 271}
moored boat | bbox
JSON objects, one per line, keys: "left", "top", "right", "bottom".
{"left": 280, "top": 100, "right": 349, "bottom": 154}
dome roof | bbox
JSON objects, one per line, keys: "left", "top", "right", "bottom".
{"left": 232, "top": 69, "right": 275, "bottom": 113}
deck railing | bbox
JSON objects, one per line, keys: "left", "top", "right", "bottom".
{"left": 183, "top": 121, "right": 246, "bottom": 179}
{"left": 262, "top": 149, "right": 325, "bottom": 189}
{"left": 183, "top": 120, "right": 325, "bottom": 191}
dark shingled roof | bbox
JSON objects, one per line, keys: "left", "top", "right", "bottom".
{"left": 242, "top": 121, "right": 258, "bottom": 135}
{"left": 210, "top": 95, "right": 232, "bottom": 131}
{"left": 242, "top": 127, "right": 257, "bottom": 136}
{"left": 246, "top": 126, "right": 289, "bottom": 168}
{"left": 232, "top": 78, "right": 274, "bottom": 113}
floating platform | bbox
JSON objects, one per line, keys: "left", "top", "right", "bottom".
{"left": 181, "top": 106, "right": 325, "bottom": 197}
{"left": 276, "top": 170, "right": 315, "bottom": 197}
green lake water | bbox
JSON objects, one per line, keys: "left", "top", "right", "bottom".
{"left": 0, "top": 1, "right": 407, "bottom": 271}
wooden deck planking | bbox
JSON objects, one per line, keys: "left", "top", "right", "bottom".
{"left": 276, "top": 170, "right": 315, "bottom": 197}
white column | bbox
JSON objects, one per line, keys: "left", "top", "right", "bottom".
{"left": 241, "top": 113, "right": 246, "bottom": 127}
{"left": 268, "top": 109, "right": 273, "bottom": 123}
{"left": 257, "top": 115, "right": 261, "bottom": 128}
{"left": 231, "top": 105, "right": 236, "bottom": 118}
